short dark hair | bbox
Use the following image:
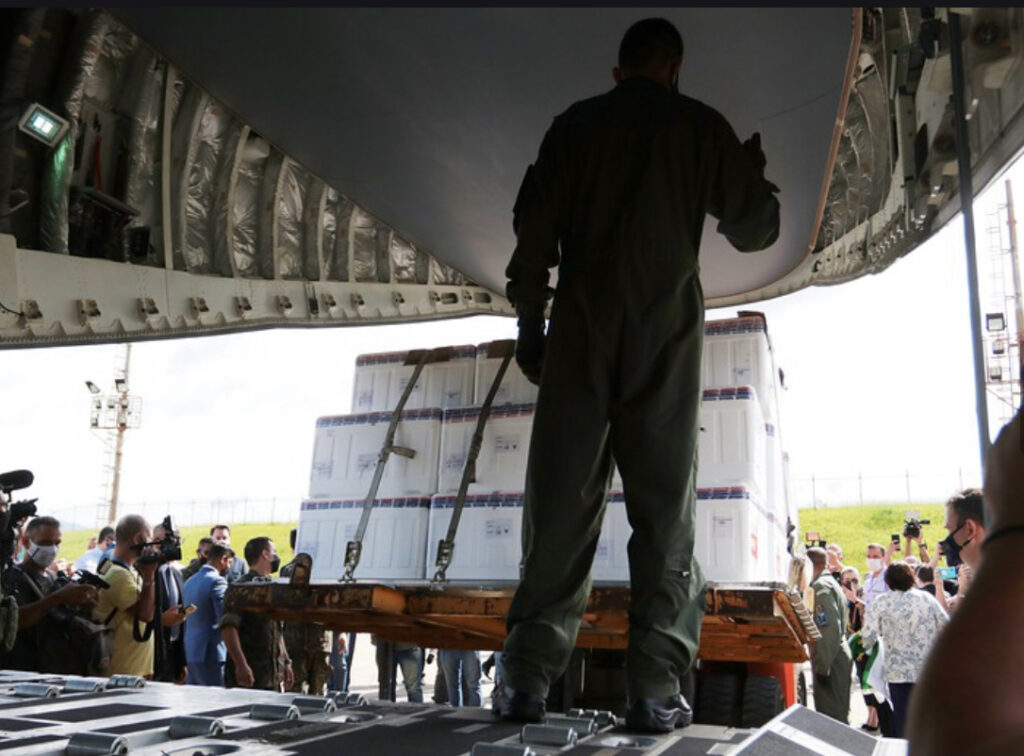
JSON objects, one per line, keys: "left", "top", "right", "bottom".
{"left": 210, "top": 524, "right": 231, "bottom": 536}
{"left": 197, "top": 536, "right": 214, "bottom": 551}
{"left": 917, "top": 565, "right": 935, "bottom": 583}
{"left": 946, "top": 489, "right": 984, "bottom": 529}
{"left": 244, "top": 537, "right": 272, "bottom": 567}
{"left": 98, "top": 526, "right": 114, "bottom": 542}
{"left": 619, "top": 18, "right": 684, "bottom": 73}
{"left": 884, "top": 562, "right": 915, "bottom": 592}
{"left": 25, "top": 516, "right": 60, "bottom": 538}
{"left": 805, "top": 547, "right": 828, "bottom": 571}
{"left": 207, "top": 541, "right": 234, "bottom": 563}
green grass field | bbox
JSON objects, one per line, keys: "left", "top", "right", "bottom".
{"left": 59, "top": 522, "right": 298, "bottom": 568}
{"left": 55, "top": 504, "right": 948, "bottom": 579}
{"left": 799, "top": 503, "right": 949, "bottom": 577}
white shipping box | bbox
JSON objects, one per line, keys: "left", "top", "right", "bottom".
{"left": 475, "top": 341, "right": 540, "bottom": 406}
{"left": 697, "top": 387, "right": 767, "bottom": 499}
{"left": 703, "top": 317, "right": 778, "bottom": 421}
{"left": 438, "top": 404, "right": 534, "bottom": 494}
{"left": 592, "top": 492, "right": 629, "bottom": 583}
{"left": 695, "top": 486, "right": 781, "bottom": 582}
{"left": 427, "top": 493, "right": 524, "bottom": 581}
{"left": 352, "top": 345, "right": 477, "bottom": 412}
{"left": 309, "top": 409, "right": 442, "bottom": 499}
{"left": 765, "top": 421, "right": 787, "bottom": 520}
{"left": 296, "top": 498, "right": 430, "bottom": 581}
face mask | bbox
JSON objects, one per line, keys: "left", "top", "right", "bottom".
{"left": 270, "top": 555, "right": 281, "bottom": 574}
{"left": 866, "top": 558, "right": 883, "bottom": 572}
{"left": 28, "top": 542, "right": 58, "bottom": 568}
{"left": 940, "top": 523, "right": 971, "bottom": 568}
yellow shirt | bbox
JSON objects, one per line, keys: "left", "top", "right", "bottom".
{"left": 94, "top": 561, "right": 153, "bottom": 677}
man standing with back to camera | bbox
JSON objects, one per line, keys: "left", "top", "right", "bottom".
{"left": 498, "top": 18, "right": 780, "bottom": 731}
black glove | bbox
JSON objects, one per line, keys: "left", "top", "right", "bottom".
{"left": 742, "top": 132, "right": 781, "bottom": 194}
{"left": 742, "top": 132, "right": 767, "bottom": 173}
{"left": 515, "top": 313, "right": 546, "bottom": 386}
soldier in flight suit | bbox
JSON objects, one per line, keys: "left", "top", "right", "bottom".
{"left": 806, "top": 547, "right": 853, "bottom": 723}
{"left": 498, "top": 17, "right": 780, "bottom": 732}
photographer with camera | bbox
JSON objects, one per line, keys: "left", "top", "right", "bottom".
{"left": 0, "top": 516, "right": 102, "bottom": 672}
{"left": 151, "top": 520, "right": 187, "bottom": 683}
{"left": 93, "top": 514, "right": 159, "bottom": 677}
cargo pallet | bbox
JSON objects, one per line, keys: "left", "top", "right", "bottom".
{"left": 225, "top": 579, "right": 819, "bottom": 728}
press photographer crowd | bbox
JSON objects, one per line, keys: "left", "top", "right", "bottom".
{"left": 0, "top": 470, "right": 488, "bottom": 708}
{"left": 0, "top": 406, "right": 1021, "bottom": 753}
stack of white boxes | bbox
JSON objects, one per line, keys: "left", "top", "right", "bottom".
{"left": 298, "top": 315, "right": 792, "bottom": 586}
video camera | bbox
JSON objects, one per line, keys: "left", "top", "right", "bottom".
{"left": 0, "top": 469, "right": 38, "bottom": 569}
{"left": 134, "top": 515, "right": 182, "bottom": 565}
{"left": 902, "top": 510, "right": 930, "bottom": 540}
{"left": 805, "top": 531, "right": 827, "bottom": 549}
{"left": 56, "top": 569, "right": 111, "bottom": 591}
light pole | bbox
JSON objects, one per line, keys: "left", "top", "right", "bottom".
{"left": 86, "top": 345, "right": 142, "bottom": 526}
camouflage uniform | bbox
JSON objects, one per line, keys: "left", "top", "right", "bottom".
{"left": 220, "top": 571, "right": 287, "bottom": 691}
{"left": 280, "top": 558, "right": 331, "bottom": 694}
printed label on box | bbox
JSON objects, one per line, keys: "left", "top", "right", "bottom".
{"left": 713, "top": 516, "right": 735, "bottom": 539}
{"left": 444, "top": 452, "right": 467, "bottom": 473}
{"left": 444, "top": 390, "right": 465, "bottom": 405}
{"left": 485, "top": 518, "right": 513, "bottom": 539}
{"left": 356, "top": 390, "right": 373, "bottom": 409}
{"left": 495, "top": 434, "right": 522, "bottom": 454}
{"left": 356, "top": 453, "right": 377, "bottom": 475}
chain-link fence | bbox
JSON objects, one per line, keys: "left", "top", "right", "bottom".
{"left": 50, "top": 497, "right": 302, "bottom": 532}
{"left": 794, "top": 469, "right": 981, "bottom": 509}
{"left": 47, "top": 468, "right": 985, "bottom": 530}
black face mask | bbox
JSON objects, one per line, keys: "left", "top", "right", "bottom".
{"left": 940, "top": 523, "right": 971, "bottom": 568}
{"left": 270, "top": 555, "right": 281, "bottom": 574}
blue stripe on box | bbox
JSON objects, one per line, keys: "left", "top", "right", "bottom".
{"left": 443, "top": 403, "right": 536, "bottom": 422}
{"left": 301, "top": 498, "right": 431, "bottom": 511}
{"left": 316, "top": 408, "right": 443, "bottom": 427}
{"left": 701, "top": 387, "right": 756, "bottom": 402}
{"left": 431, "top": 494, "right": 524, "bottom": 509}
{"left": 356, "top": 346, "right": 478, "bottom": 366}
{"left": 704, "top": 318, "right": 766, "bottom": 336}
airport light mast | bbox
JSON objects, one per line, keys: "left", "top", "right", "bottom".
{"left": 86, "top": 344, "right": 142, "bottom": 527}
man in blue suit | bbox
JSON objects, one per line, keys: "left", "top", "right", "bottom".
{"left": 182, "top": 542, "right": 235, "bottom": 686}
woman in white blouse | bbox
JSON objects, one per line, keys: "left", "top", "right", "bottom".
{"left": 862, "top": 561, "right": 948, "bottom": 738}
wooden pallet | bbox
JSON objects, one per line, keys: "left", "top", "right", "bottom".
{"left": 225, "top": 580, "right": 816, "bottom": 664}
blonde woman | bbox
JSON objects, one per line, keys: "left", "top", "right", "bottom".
{"left": 789, "top": 553, "right": 815, "bottom": 609}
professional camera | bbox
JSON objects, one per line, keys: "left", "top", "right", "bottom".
{"left": 902, "top": 509, "right": 930, "bottom": 539}
{"left": 135, "top": 515, "right": 183, "bottom": 565}
{"left": 0, "top": 469, "right": 38, "bottom": 569}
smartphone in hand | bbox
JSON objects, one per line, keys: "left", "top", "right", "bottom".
{"left": 177, "top": 604, "right": 197, "bottom": 616}
{"left": 938, "top": 566, "right": 957, "bottom": 580}
{"left": 891, "top": 534, "right": 901, "bottom": 551}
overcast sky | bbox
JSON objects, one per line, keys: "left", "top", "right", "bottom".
{"left": 2, "top": 159, "right": 1021, "bottom": 530}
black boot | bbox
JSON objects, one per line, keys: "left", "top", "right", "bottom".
{"left": 493, "top": 686, "right": 546, "bottom": 723}
{"left": 625, "top": 693, "right": 693, "bottom": 733}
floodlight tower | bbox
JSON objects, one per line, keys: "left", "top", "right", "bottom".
{"left": 86, "top": 344, "right": 142, "bottom": 526}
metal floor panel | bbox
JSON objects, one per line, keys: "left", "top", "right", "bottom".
{"left": 0, "top": 673, "right": 767, "bottom": 755}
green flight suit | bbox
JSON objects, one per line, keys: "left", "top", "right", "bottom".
{"left": 810, "top": 573, "right": 853, "bottom": 723}
{"left": 501, "top": 75, "right": 780, "bottom": 700}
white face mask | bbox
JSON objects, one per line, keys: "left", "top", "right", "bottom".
{"left": 866, "top": 558, "right": 883, "bottom": 572}
{"left": 28, "top": 542, "right": 59, "bottom": 568}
